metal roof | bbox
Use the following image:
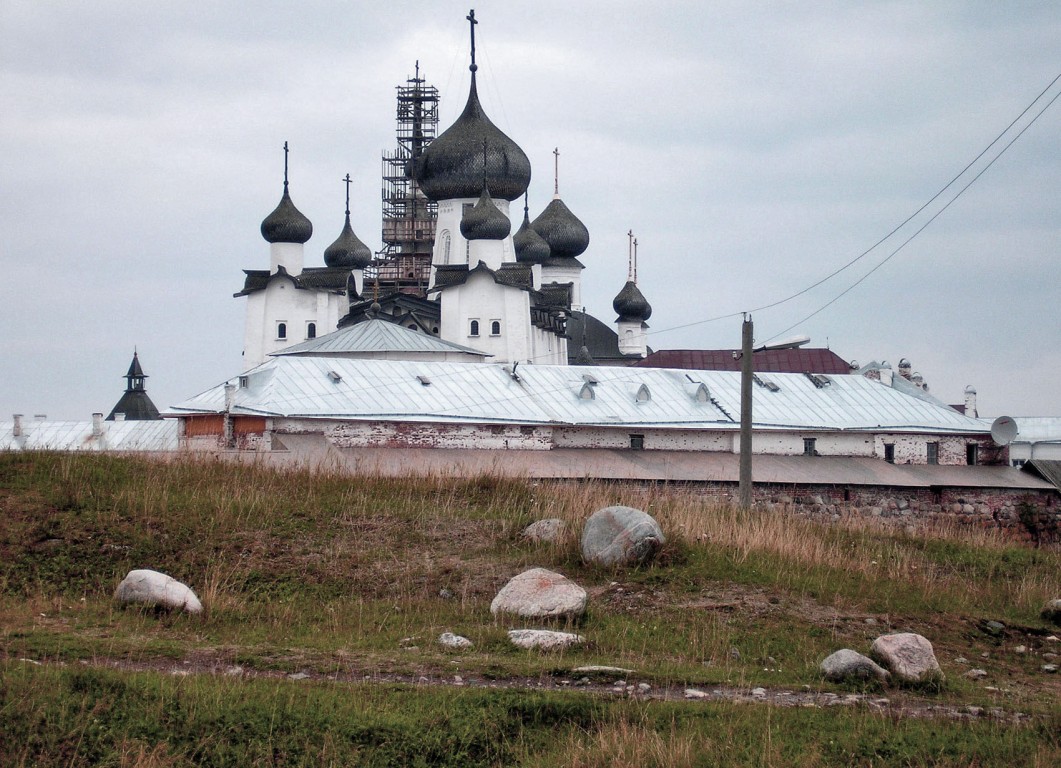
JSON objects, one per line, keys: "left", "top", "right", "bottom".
{"left": 273, "top": 318, "right": 489, "bottom": 358}
{"left": 169, "top": 358, "right": 991, "bottom": 435}
{"left": 634, "top": 348, "right": 853, "bottom": 374}
{"left": 1011, "top": 417, "right": 1061, "bottom": 443}
{"left": 0, "top": 419, "right": 178, "bottom": 451}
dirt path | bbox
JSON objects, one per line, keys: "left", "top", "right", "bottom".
{"left": 15, "top": 654, "right": 1031, "bottom": 726}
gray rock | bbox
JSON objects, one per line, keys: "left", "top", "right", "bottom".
{"left": 507, "top": 629, "right": 584, "bottom": 651}
{"left": 114, "top": 569, "right": 203, "bottom": 614}
{"left": 438, "top": 632, "right": 473, "bottom": 649}
{"left": 1042, "top": 664, "right": 1058, "bottom": 674}
{"left": 983, "top": 620, "right": 1005, "bottom": 636}
{"left": 522, "top": 518, "right": 564, "bottom": 543}
{"left": 684, "top": 688, "right": 709, "bottom": 699}
{"left": 964, "top": 668, "right": 988, "bottom": 680}
{"left": 870, "top": 633, "right": 944, "bottom": 684}
{"left": 490, "top": 568, "right": 587, "bottom": 621}
{"left": 1041, "top": 598, "right": 1061, "bottom": 625}
{"left": 572, "top": 665, "right": 634, "bottom": 675}
{"left": 820, "top": 649, "right": 891, "bottom": 683}
{"left": 581, "top": 505, "right": 665, "bottom": 566}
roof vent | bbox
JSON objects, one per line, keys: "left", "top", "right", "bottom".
{"left": 578, "top": 382, "right": 595, "bottom": 400}
{"left": 327, "top": 370, "right": 342, "bottom": 383}
{"left": 752, "top": 374, "right": 780, "bottom": 392}
{"left": 803, "top": 373, "right": 831, "bottom": 389}
{"left": 416, "top": 375, "right": 431, "bottom": 386}
{"left": 694, "top": 383, "right": 710, "bottom": 403}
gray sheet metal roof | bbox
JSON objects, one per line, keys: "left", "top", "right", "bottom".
{"left": 1011, "top": 417, "right": 1061, "bottom": 443}
{"left": 253, "top": 437, "right": 1054, "bottom": 489}
{"left": 0, "top": 419, "right": 178, "bottom": 451}
{"left": 273, "top": 318, "right": 489, "bottom": 358}
{"left": 169, "top": 358, "right": 992, "bottom": 435}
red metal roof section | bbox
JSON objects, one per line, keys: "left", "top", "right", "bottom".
{"left": 632, "top": 348, "right": 853, "bottom": 374}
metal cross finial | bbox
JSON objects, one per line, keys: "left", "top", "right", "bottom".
{"left": 627, "top": 230, "right": 635, "bottom": 281}
{"left": 343, "top": 173, "right": 352, "bottom": 216}
{"left": 283, "top": 141, "right": 290, "bottom": 190}
{"left": 467, "top": 9, "right": 478, "bottom": 73}
{"left": 553, "top": 147, "right": 560, "bottom": 196}
{"left": 524, "top": 191, "right": 529, "bottom": 215}
{"left": 633, "top": 237, "right": 639, "bottom": 283}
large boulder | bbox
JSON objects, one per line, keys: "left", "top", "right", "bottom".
{"left": 507, "top": 629, "right": 584, "bottom": 651}
{"left": 114, "top": 569, "right": 203, "bottom": 614}
{"left": 1041, "top": 598, "right": 1061, "bottom": 625}
{"left": 820, "top": 649, "right": 890, "bottom": 683}
{"left": 870, "top": 633, "right": 943, "bottom": 684}
{"left": 581, "top": 505, "right": 665, "bottom": 566}
{"left": 490, "top": 568, "right": 587, "bottom": 621}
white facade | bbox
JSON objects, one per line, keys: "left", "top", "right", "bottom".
{"left": 242, "top": 275, "right": 347, "bottom": 370}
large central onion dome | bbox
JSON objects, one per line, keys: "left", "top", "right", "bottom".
{"left": 416, "top": 77, "right": 531, "bottom": 202}
{"left": 613, "top": 281, "right": 652, "bottom": 323}
{"left": 261, "top": 185, "right": 313, "bottom": 244}
{"left": 530, "top": 197, "right": 589, "bottom": 258}
{"left": 324, "top": 214, "right": 373, "bottom": 268}
{"left": 460, "top": 187, "right": 511, "bottom": 240}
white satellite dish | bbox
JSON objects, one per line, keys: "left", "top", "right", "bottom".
{"left": 990, "top": 416, "right": 1018, "bottom": 446}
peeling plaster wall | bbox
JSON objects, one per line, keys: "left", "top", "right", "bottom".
{"left": 276, "top": 418, "right": 553, "bottom": 450}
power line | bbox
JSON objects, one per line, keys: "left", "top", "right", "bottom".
{"left": 648, "top": 72, "right": 1061, "bottom": 340}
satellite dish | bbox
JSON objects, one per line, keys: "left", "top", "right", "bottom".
{"left": 990, "top": 416, "right": 1018, "bottom": 446}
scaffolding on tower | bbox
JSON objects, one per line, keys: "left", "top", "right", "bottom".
{"left": 371, "top": 64, "right": 439, "bottom": 296}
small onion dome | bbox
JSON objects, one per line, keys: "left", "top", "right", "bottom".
{"left": 415, "top": 78, "right": 531, "bottom": 202}
{"left": 530, "top": 197, "right": 589, "bottom": 258}
{"left": 513, "top": 208, "right": 550, "bottom": 264}
{"left": 460, "top": 187, "right": 510, "bottom": 240}
{"left": 324, "top": 214, "right": 373, "bottom": 268}
{"left": 261, "top": 187, "right": 313, "bottom": 244}
{"left": 613, "top": 280, "right": 652, "bottom": 322}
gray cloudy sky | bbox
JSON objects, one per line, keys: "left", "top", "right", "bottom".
{"left": 1, "top": 1, "right": 1058, "bottom": 421}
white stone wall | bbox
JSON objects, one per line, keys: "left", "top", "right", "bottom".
{"left": 439, "top": 270, "right": 533, "bottom": 363}
{"left": 242, "top": 277, "right": 346, "bottom": 370}
{"left": 276, "top": 418, "right": 553, "bottom": 450}
{"left": 432, "top": 198, "right": 515, "bottom": 271}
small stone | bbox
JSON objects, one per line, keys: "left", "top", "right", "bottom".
{"left": 288, "top": 672, "right": 310, "bottom": 681}
{"left": 491, "top": 568, "right": 587, "bottom": 621}
{"left": 864, "top": 617, "right": 877, "bottom": 625}
{"left": 573, "top": 665, "right": 634, "bottom": 675}
{"left": 1043, "top": 653, "right": 1058, "bottom": 661}
{"left": 730, "top": 647, "right": 741, "bottom": 660}
{"left": 684, "top": 688, "right": 709, "bottom": 699}
{"left": 1042, "top": 664, "right": 1058, "bottom": 673}
{"left": 576, "top": 677, "right": 591, "bottom": 686}
{"left": 1046, "top": 636, "right": 1059, "bottom": 643}
{"left": 114, "top": 569, "right": 203, "bottom": 615}
{"left": 454, "top": 675, "right": 463, "bottom": 684}
{"left": 522, "top": 518, "right": 565, "bottom": 543}
{"left": 438, "top": 632, "right": 473, "bottom": 649}
{"left": 224, "top": 666, "right": 244, "bottom": 677}
{"left": 983, "top": 620, "right": 1005, "bottom": 637}
{"left": 751, "top": 687, "right": 767, "bottom": 697}
{"left": 613, "top": 679, "right": 626, "bottom": 687}
{"left": 1040, "top": 598, "right": 1061, "bottom": 625}
{"left": 966, "top": 706, "right": 983, "bottom": 716}
{"left": 637, "top": 683, "right": 651, "bottom": 692}
{"left": 507, "top": 629, "right": 584, "bottom": 651}
{"left": 964, "top": 669, "right": 988, "bottom": 680}
{"left": 954, "top": 657, "right": 968, "bottom": 664}
{"left": 418, "top": 676, "right": 429, "bottom": 684}
{"left": 1014, "top": 645, "right": 1027, "bottom": 654}
{"left": 870, "top": 633, "right": 943, "bottom": 684}
{"left": 820, "top": 649, "right": 890, "bottom": 683}
{"left": 438, "top": 588, "right": 454, "bottom": 599}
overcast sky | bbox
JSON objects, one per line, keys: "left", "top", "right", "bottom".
{"left": 2, "top": 1, "right": 1058, "bottom": 421}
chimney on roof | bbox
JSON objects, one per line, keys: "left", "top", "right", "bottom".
{"left": 879, "top": 362, "right": 893, "bottom": 387}
{"left": 898, "top": 358, "right": 912, "bottom": 380}
{"left": 13, "top": 414, "right": 22, "bottom": 437}
{"left": 964, "top": 385, "right": 977, "bottom": 418}
{"left": 91, "top": 413, "right": 103, "bottom": 438}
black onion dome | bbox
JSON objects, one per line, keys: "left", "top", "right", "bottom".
{"left": 324, "top": 214, "right": 373, "bottom": 268}
{"left": 513, "top": 208, "right": 550, "bottom": 264}
{"left": 613, "top": 280, "right": 652, "bottom": 322}
{"left": 261, "top": 187, "right": 313, "bottom": 244}
{"left": 530, "top": 197, "right": 589, "bottom": 258}
{"left": 415, "top": 79, "right": 531, "bottom": 202}
{"left": 460, "top": 187, "right": 511, "bottom": 240}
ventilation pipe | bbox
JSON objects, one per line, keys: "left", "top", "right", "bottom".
{"left": 964, "top": 385, "right": 978, "bottom": 418}
{"left": 91, "top": 413, "right": 103, "bottom": 438}
{"left": 12, "top": 414, "right": 22, "bottom": 437}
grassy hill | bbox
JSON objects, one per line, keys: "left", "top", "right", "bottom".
{"left": 1, "top": 451, "right": 1059, "bottom": 766}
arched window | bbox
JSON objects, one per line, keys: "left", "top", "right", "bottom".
{"left": 306, "top": 322, "right": 316, "bottom": 340}
{"left": 490, "top": 320, "right": 501, "bottom": 336}
{"left": 277, "top": 322, "right": 287, "bottom": 340}
{"left": 469, "top": 319, "right": 480, "bottom": 337}
{"left": 440, "top": 230, "right": 451, "bottom": 264}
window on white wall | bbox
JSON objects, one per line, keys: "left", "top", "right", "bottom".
{"left": 469, "top": 319, "right": 480, "bottom": 337}
{"left": 440, "top": 230, "right": 451, "bottom": 264}
{"left": 306, "top": 322, "right": 316, "bottom": 340}
{"left": 276, "top": 322, "right": 287, "bottom": 340}
{"left": 490, "top": 320, "right": 501, "bottom": 336}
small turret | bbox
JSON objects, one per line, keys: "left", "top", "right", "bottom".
{"left": 261, "top": 142, "right": 312, "bottom": 275}
{"left": 614, "top": 231, "right": 651, "bottom": 358}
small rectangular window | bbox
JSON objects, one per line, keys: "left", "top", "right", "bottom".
{"left": 469, "top": 319, "right": 480, "bottom": 337}
{"left": 884, "top": 444, "right": 895, "bottom": 463}
{"left": 927, "top": 442, "right": 939, "bottom": 465}
{"left": 966, "top": 443, "right": 978, "bottom": 466}
{"left": 276, "top": 321, "right": 287, "bottom": 340}
{"left": 803, "top": 437, "right": 817, "bottom": 456}
{"left": 629, "top": 434, "right": 644, "bottom": 450}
